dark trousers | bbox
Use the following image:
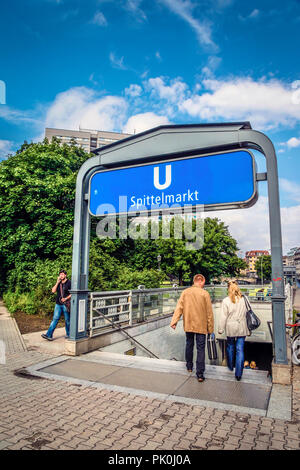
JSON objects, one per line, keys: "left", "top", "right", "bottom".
{"left": 185, "top": 332, "right": 206, "bottom": 377}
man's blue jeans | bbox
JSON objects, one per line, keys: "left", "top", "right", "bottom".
{"left": 226, "top": 336, "right": 246, "bottom": 378}
{"left": 46, "top": 304, "right": 70, "bottom": 339}
{"left": 186, "top": 332, "right": 206, "bottom": 378}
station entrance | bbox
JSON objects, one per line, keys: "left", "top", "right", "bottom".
{"left": 244, "top": 342, "right": 273, "bottom": 372}
{"left": 68, "top": 122, "right": 289, "bottom": 380}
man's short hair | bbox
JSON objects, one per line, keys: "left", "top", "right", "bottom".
{"left": 59, "top": 269, "right": 67, "bottom": 275}
{"left": 193, "top": 274, "right": 205, "bottom": 283}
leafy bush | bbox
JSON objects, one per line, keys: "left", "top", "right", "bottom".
{"left": 0, "top": 139, "right": 90, "bottom": 294}
{"left": 3, "top": 286, "right": 55, "bottom": 316}
{"left": 112, "top": 267, "right": 166, "bottom": 290}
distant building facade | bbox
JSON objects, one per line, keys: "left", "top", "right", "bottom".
{"left": 294, "top": 248, "right": 300, "bottom": 280}
{"left": 45, "top": 127, "right": 131, "bottom": 153}
{"left": 245, "top": 250, "right": 270, "bottom": 277}
{"left": 286, "top": 247, "right": 299, "bottom": 267}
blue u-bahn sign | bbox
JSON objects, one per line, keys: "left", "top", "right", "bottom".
{"left": 89, "top": 149, "right": 257, "bottom": 216}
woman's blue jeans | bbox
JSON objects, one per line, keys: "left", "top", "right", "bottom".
{"left": 46, "top": 304, "right": 70, "bottom": 338}
{"left": 226, "top": 336, "right": 246, "bottom": 378}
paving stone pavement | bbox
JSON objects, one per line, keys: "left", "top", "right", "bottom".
{"left": 0, "top": 302, "right": 26, "bottom": 355}
{"left": 0, "top": 302, "right": 300, "bottom": 450}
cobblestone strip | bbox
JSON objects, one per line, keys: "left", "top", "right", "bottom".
{"left": 0, "top": 319, "right": 26, "bottom": 355}
{"left": 0, "top": 300, "right": 26, "bottom": 354}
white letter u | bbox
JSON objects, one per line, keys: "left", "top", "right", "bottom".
{"left": 154, "top": 165, "right": 172, "bottom": 190}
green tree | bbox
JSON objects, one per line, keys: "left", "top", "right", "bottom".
{"left": 255, "top": 255, "right": 272, "bottom": 282}
{"left": 88, "top": 237, "right": 165, "bottom": 291}
{"left": 94, "top": 216, "right": 245, "bottom": 286}
{"left": 0, "top": 139, "right": 91, "bottom": 292}
{"left": 153, "top": 217, "right": 246, "bottom": 284}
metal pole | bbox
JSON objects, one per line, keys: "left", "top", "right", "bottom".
{"left": 240, "top": 130, "right": 287, "bottom": 364}
{"left": 129, "top": 290, "right": 133, "bottom": 326}
{"left": 69, "top": 161, "right": 101, "bottom": 341}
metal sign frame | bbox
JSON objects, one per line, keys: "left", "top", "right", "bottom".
{"left": 69, "top": 122, "right": 287, "bottom": 365}
{"left": 88, "top": 148, "right": 258, "bottom": 217}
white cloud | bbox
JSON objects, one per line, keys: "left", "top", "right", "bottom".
{"left": 201, "top": 56, "right": 222, "bottom": 78}
{"left": 155, "top": 51, "right": 162, "bottom": 62}
{"left": 45, "top": 87, "right": 128, "bottom": 132}
{"left": 60, "top": 8, "right": 79, "bottom": 22}
{"left": 88, "top": 73, "right": 100, "bottom": 86}
{"left": 280, "top": 204, "right": 300, "bottom": 253}
{"left": 179, "top": 77, "right": 300, "bottom": 129}
{"left": 159, "top": 0, "right": 218, "bottom": 51}
{"left": 125, "top": 84, "right": 142, "bottom": 97}
{"left": 0, "top": 105, "right": 43, "bottom": 127}
{"left": 239, "top": 9, "right": 260, "bottom": 21}
{"left": 280, "top": 178, "right": 300, "bottom": 203}
{"left": 0, "top": 140, "right": 14, "bottom": 159}
{"left": 5, "top": 74, "right": 300, "bottom": 162}
{"left": 249, "top": 9, "right": 260, "bottom": 18}
{"left": 123, "top": 112, "right": 170, "bottom": 134}
{"left": 214, "top": 0, "right": 234, "bottom": 7}
{"left": 109, "top": 52, "right": 127, "bottom": 70}
{"left": 209, "top": 196, "right": 300, "bottom": 254}
{"left": 286, "top": 137, "right": 300, "bottom": 148}
{"left": 146, "top": 76, "right": 188, "bottom": 104}
{"left": 91, "top": 11, "right": 108, "bottom": 26}
{"left": 124, "top": 0, "right": 147, "bottom": 22}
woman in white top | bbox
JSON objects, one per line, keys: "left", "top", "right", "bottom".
{"left": 218, "top": 280, "right": 250, "bottom": 381}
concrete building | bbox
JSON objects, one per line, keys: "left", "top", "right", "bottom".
{"left": 245, "top": 250, "right": 270, "bottom": 276}
{"left": 286, "top": 247, "right": 299, "bottom": 267}
{"left": 283, "top": 265, "right": 297, "bottom": 286}
{"left": 294, "top": 247, "right": 300, "bottom": 281}
{"left": 45, "top": 127, "right": 131, "bottom": 153}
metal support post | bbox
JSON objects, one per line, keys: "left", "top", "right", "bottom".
{"left": 137, "top": 285, "right": 145, "bottom": 323}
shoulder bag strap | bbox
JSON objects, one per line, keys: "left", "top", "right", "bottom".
{"left": 243, "top": 295, "right": 251, "bottom": 310}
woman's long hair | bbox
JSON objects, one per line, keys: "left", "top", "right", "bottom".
{"left": 227, "top": 280, "right": 242, "bottom": 304}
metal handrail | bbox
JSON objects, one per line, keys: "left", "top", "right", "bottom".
{"left": 89, "top": 284, "right": 273, "bottom": 297}
{"left": 94, "top": 308, "right": 159, "bottom": 359}
{"left": 88, "top": 284, "right": 275, "bottom": 337}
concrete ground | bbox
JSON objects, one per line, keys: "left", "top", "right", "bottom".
{"left": 0, "top": 300, "right": 300, "bottom": 451}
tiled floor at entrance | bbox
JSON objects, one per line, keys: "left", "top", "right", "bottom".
{"left": 24, "top": 351, "right": 277, "bottom": 417}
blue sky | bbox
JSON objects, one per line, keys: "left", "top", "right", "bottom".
{"left": 0, "top": 0, "right": 300, "bottom": 253}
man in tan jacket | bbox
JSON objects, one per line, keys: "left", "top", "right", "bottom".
{"left": 170, "top": 274, "right": 214, "bottom": 382}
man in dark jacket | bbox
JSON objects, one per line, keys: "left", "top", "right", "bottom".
{"left": 42, "top": 269, "right": 71, "bottom": 341}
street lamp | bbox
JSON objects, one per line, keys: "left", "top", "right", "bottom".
{"left": 260, "top": 249, "right": 271, "bottom": 286}
{"left": 260, "top": 255, "right": 264, "bottom": 286}
{"left": 157, "top": 254, "right": 161, "bottom": 271}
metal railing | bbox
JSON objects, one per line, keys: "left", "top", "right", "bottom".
{"left": 206, "top": 284, "right": 273, "bottom": 302}
{"left": 89, "top": 290, "right": 132, "bottom": 335}
{"left": 130, "top": 286, "right": 185, "bottom": 324}
{"left": 88, "top": 284, "right": 273, "bottom": 337}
